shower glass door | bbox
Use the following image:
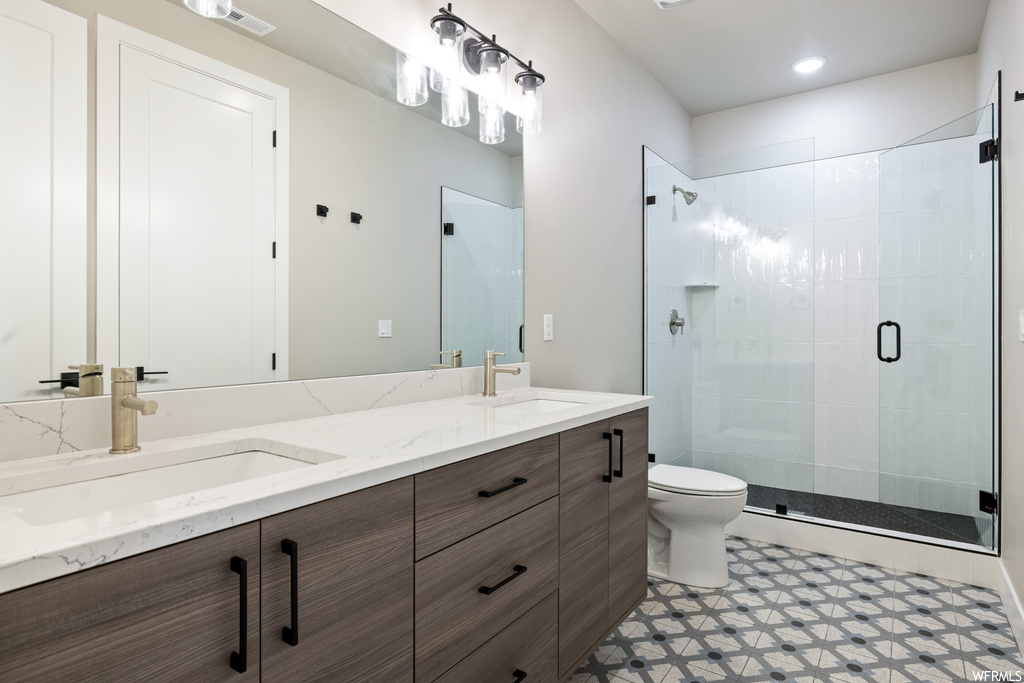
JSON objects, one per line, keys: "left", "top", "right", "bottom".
{"left": 876, "top": 105, "right": 997, "bottom": 549}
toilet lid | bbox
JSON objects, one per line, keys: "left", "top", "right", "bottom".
{"left": 648, "top": 464, "right": 747, "bottom": 496}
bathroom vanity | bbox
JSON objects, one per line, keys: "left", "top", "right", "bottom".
{"left": 0, "top": 389, "right": 650, "bottom": 682}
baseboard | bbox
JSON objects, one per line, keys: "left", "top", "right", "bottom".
{"left": 725, "top": 511, "right": 1000, "bottom": 588}
{"left": 998, "top": 560, "right": 1024, "bottom": 647}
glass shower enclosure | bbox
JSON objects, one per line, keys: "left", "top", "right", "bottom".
{"left": 643, "top": 105, "right": 998, "bottom": 551}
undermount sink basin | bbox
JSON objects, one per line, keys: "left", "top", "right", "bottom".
{"left": 0, "top": 439, "right": 337, "bottom": 526}
{"left": 470, "top": 390, "right": 591, "bottom": 413}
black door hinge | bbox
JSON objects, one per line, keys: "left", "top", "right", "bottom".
{"left": 443, "top": 222, "right": 454, "bottom": 236}
{"left": 272, "top": 241, "right": 276, "bottom": 259}
{"left": 646, "top": 195, "right": 656, "bottom": 205}
{"left": 980, "top": 490, "right": 998, "bottom": 515}
{"left": 648, "top": 453, "right": 656, "bottom": 463}
{"left": 979, "top": 138, "right": 998, "bottom": 163}
{"left": 273, "top": 130, "right": 277, "bottom": 148}
{"left": 272, "top": 352, "right": 277, "bottom": 371}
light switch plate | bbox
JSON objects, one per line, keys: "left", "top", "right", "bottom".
{"left": 378, "top": 320, "right": 392, "bottom": 338}
{"left": 543, "top": 314, "right": 553, "bottom": 341}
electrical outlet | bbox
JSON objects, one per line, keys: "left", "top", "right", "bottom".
{"left": 378, "top": 320, "right": 392, "bottom": 338}
{"left": 543, "top": 314, "right": 553, "bottom": 341}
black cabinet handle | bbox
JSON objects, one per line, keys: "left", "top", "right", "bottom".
{"left": 281, "top": 539, "right": 299, "bottom": 646}
{"left": 602, "top": 432, "right": 614, "bottom": 482}
{"left": 613, "top": 428, "right": 624, "bottom": 478}
{"left": 229, "top": 556, "right": 248, "bottom": 674}
{"left": 876, "top": 321, "right": 902, "bottom": 363}
{"left": 479, "top": 477, "right": 528, "bottom": 498}
{"left": 513, "top": 670, "right": 528, "bottom": 682}
{"left": 479, "top": 565, "right": 527, "bottom": 595}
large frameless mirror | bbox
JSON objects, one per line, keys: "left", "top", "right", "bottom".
{"left": 0, "top": 0, "right": 524, "bottom": 403}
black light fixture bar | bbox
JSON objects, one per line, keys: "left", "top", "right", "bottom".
{"left": 435, "top": 5, "right": 543, "bottom": 79}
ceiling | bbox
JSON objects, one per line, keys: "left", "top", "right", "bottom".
{"left": 573, "top": 0, "right": 990, "bottom": 116}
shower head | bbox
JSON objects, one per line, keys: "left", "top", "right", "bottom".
{"left": 672, "top": 185, "right": 698, "bottom": 205}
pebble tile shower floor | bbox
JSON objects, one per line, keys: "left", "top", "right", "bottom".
{"left": 567, "top": 536, "right": 1022, "bottom": 682}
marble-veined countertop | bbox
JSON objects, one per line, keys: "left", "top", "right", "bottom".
{"left": 0, "top": 387, "right": 652, "bottom": 593}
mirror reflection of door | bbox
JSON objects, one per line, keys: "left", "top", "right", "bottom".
{"left": 440, "top": 187, "right": 525, "bottom": 369}
{"left": 99, "top": 19, "right": 289, "bottom": 393}
{"left": 0, "top": 0, "right": 86, "bottom": 403}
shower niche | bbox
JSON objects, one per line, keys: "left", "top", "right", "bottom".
{"left": 643, "top": 105, "right": 998, "bottom": 552}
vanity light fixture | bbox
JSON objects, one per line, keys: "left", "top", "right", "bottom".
{"left": 792, "top": 56, "right": 826, "bottom": 74}
{"left": 409, "top": 4, "right": 546, "bottom": 143}
{"left": 184, "top": 0, "right": 232, "bottom": 19}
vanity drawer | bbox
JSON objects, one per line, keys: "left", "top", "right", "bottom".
{"left": 415, "top": 497, "right": 558, "bottom": 683}
{"left": 414, "top": 434, "right": 558, "bottom": 559}
{"left": 433, "top": 590, "right": 557, "bottom": 683}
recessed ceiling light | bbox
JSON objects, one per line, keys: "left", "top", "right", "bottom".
{"left": 792, "top": 56, "right": 826, "bottom": 74}
{"left": 652, "top": 0, "right": 697, "bottom": 9}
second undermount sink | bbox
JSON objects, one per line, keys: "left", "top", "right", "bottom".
{"left": 470, "top": 390, "right": 592, "bottom": 414}
{"left": 0, "top": 439, "right": 339, "bottom": 526}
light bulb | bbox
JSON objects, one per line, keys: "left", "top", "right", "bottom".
{"left": 396, "top": 51, "right": 428, "bottom": 106}
{"left": 442, "top": 86, "right": 470, "bottom": 128}
{"left": 479, "top": 105, "right": 505, "bottom": 145}
{"left": 515, "top": 70, "right": 544, "bottom": 135}
{"left": 430, "top": 16, "right": 465, "bottom": 94}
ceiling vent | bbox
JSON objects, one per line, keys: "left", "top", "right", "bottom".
{"left": 652, "top": 0, "right": 696, "bottom": 8}
{"left": 224, "top": 7, "right": 276, "bottom": 36}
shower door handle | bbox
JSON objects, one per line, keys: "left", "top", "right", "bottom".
{"left": 877, "top": 321, "right": 901, "bottom": 363}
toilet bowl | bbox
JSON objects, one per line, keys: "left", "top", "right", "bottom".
{"left": 647, "top": 464, "right": 747, "bottom": 588}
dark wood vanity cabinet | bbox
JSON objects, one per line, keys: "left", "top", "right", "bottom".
{"left": 261, "top": 478, "right": 414, "bottom": 682}
{"left": 558, "top": 408, "right": 649, "bottom": 678}
{"left": 0, "top": 522, "right": 262, "bottom": 683}
{"left": 0, "top": 408, "right": 648, "bottom": 683}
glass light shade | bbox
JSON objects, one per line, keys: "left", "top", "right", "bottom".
{"left": 430, "top": 18, "right": 465, "bottom": 94}
{"left": 479, "top": 105, "right": 505, "bottom": 145}
{"left": 477, "top": 47, "right": 508, "bottom": 113}
{"left": 185, "top": 0, "right": 231, "bottom": 18}
{"left": 515, "top": 74, "right": 543, "bottom": 135}
{"left": 441, "top": 86, "right": 470, "bottom": 128}
{"left": 396, "top": 51, "right": 429, "bottom": 107}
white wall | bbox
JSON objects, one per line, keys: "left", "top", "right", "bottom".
{"left": 312, "top": 0, "right": 694, "bottom": 394}
{"left": 977, "top": 0, "right": 1024, "bottom": 623}
{"left": 693, "top": 55, "right": 978, "bottom": 161}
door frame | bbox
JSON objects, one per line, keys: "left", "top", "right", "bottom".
{"left": 96, "top": 15, "right": 289, "bottom": 391}
{"left": 0, "top": 0, "right": 87, "bottom": 400}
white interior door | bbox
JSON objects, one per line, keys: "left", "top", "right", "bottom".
{"left": 117, "top": 44, "right": 279, "bottom": 392}
{"left": 0, "top": 0, "right": 86, "bottom": 403}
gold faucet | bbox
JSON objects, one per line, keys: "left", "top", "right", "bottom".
{"left": 430, "top": 350, "right": 463, "bottom": 370}
{"left": 61, "top": 364, "right": 104, "bottom": 398}
{"left": 110, "top": 367, "right": 158, "bottom": 454}
{"left": 483, "top": 351, "right": 521, "bottom": 397}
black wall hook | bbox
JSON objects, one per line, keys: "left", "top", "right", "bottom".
{"left": 351, "top": 212, "right": 362, "bottom": 224}
{"left": 316, "top": 204, "right": 329, "bottom": 217}
{"left": 1015, "top": 91, "right": 1024, "bottom": 102}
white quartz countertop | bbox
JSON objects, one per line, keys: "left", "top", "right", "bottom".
{"left": 0, "top": 387, "right": 651, "bottom": 593}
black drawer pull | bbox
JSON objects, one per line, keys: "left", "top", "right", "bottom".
{"left": 479, "top": 565, "right": 527, "bottom": 595}
{"left": 613, "top": 428, "right": 624, "bottom": 478}
{"left": 229, "top": 556, "right": 248, "bottom": 673}
{"left": 281, "top": 539, "right": 299, "bottom": 646}
{"left": 479, "top": 477, "right": 528, "bottom": 498}
{"left": 602, "top": 432, "right": 614, "bottom": 482}
{"left": 513, "top": 670, "right": 528, "bottom": 682}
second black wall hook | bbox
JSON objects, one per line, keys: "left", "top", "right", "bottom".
{"left": 316, "top": 204, "right": 329, "bottom": 217}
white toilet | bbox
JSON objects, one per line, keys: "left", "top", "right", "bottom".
{"left": 647, "top": 464, "right": 747, "bottom": 588}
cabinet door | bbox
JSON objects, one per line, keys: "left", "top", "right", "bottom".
{"left": 261, "top": 478, "right": 414, "bottom": 682}
{"left": 608, "top": 408, "right": 650, "bottom": 625}
{"left": 558, "top": 419, "right": 611, "bottom": 677}
{"left": 0, "top": 523, "right": 260, "bottom": 682}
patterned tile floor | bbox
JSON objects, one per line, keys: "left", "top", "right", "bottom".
{"left": 568, "top": 536, "right": 1022, "bottom": 682}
